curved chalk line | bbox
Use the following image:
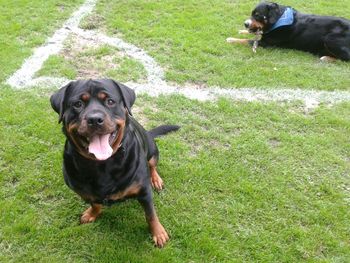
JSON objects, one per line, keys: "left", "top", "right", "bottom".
{"left": 5, "top": 0, "right": 350, "bottom": 109}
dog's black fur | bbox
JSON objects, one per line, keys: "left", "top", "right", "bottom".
{"left": 50, "top": 79, "right": 179, "bottom": 247}
{"left": 241, "top": 2, "right": 350, "bottom": 60}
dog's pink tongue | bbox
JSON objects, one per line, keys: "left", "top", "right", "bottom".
{"left": 88, "top": 134, "right": 113, "bottom": 161}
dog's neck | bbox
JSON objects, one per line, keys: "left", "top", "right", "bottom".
{"left": 265, "top": 7, "right": 294, "bottom": 34}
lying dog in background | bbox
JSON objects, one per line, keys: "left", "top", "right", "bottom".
{"left": 50, "top": 79, "right": 179, "bottom": 247}
{"left": 227, "top": 2, "right": 350, "bottom": 61}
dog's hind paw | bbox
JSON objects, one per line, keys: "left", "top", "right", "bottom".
{"left": 320, "top": 56, "right": 336, "bottom": 62}
{"left": 150, "top": 168, "right": 164, "bottom": 191}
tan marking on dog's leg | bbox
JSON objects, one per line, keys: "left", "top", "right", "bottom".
{"left": 139, "top": 196, "right": 169, "bottom": 248}
{"left": 320, "top": 56, "right": 337, "bottom": 62}
{"left": 80, "top": 203, "right": 102, "bottom": 224}
{"left": 226, "top": 37, "right": 250, "bottom": 44}
{"left": 148, "top": 214, "right": 169, "bottom": 248}
{"left": 149, "top": 157, "right": 163, "bottom": 191}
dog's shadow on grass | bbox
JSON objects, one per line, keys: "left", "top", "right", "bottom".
{"left": 76, "top": 200, "right": 157, "bottom": 250}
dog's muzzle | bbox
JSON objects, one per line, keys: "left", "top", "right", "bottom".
{"left": 244, "top": 19, "right": 252, "bottom": 28}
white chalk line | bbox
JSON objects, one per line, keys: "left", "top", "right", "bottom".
{"left": 5, "top": 0, "right": 350, "bottom": 108}
{"left": 6, "top": 0, "right": 97, "bottom": 88}
{"left": 70, "top": 27, "right": 165, "bottom": 86}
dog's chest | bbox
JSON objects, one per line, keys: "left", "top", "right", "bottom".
{"left": 78, "top": 179, "right": 142, "bottom": 204}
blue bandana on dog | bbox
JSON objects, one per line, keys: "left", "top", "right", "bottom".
{"left": 265, "top": 7, "right": 294, "bottom": 33}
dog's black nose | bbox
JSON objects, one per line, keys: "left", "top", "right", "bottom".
{"left": 244, "top": 19, "right": 251, "bottom": 28}
{"left": 87, "top": 112, "right": 105, "bottom": 127}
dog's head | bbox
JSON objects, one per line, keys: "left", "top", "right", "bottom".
{"left": 244, "top": 2, "right": 285, "bottom": 33}
{"left": 50, "top": 79, "right": 135, "bottom": 161}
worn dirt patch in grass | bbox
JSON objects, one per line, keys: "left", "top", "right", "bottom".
{"left": 37, "top": 33, "right": 147, "bottom": 82}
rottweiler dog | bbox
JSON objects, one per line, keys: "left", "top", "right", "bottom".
{"left": 50, "top": 79, "right": 179, "bottom": 247}
{"left": 227, "top": 2, "right": 350, "bottom": 61}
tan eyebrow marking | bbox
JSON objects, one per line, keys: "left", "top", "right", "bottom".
{"left": 81, "top": 93, "right": 90, "bottom": 102}
{"left": 98, "top": 92, "right": 107, "bottom": 100}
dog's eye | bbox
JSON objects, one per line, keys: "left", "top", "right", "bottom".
{"left": 106, "top": 98, "right": 116, "bottom": 106}
{"left": 73, "top": 100, "right": 83, "bottom": 109}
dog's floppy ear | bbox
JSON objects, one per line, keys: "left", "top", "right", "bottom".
{"left": 267, "top": 2, "right": 280, "bottom": 24}
{"left": 50, "top": 81, "right": 73, "bottom": 123}
{"left": 111, "top": 80, "right": 136, "bottom": 115}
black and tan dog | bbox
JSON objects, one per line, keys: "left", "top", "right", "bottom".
{"left": 50, "top": 79, "right": 179, "bottom": 247}
{"left": 227, "top": 2, "right": 350, "bottom": 61}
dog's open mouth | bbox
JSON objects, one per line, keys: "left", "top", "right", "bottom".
{"left": 248, "top": 28, "right": 260, "bottom": 33}
{"left": 88, "top": 130, "right": 118, "bottom": 161}
{"left": 68, "top": 118, "right": 125, "bottom": 161}
{"left": 245, "top": 19, "right": 265, "bottom": 34}
{"left": 70, "top": 128, "right": 121, "bottom": 161}
{"left": 248, "top": 25, "right": 264, "bottom": 34}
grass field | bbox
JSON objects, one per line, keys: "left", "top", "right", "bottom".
{"left": 92, "top": 0, "right": 350, "bottom": 90}
{"left": 1, "top": 0, "right": 350, "bottom": 262}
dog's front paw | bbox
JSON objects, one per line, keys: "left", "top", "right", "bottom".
{"left": 80, "top": 205, "right": 102, "bottom": 224}
{"left": 152, "top": 224, "right": 169, "bottom": 248}
{"left": 226, "top": 37, "right": 237, "bottom": 43}
{"left": 226, "top": 37, "right": 250, "bottom": 45}
{"left": 239, "top": 29, "right": 250, "bottom": 34}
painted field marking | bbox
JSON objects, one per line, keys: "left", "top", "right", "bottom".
{"left": 5, "top": 0, "right": 350, "bottom": 109}
{"left": 6, "top": 0, "right": 97, "bottom": 88}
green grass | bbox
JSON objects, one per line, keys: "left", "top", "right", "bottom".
{"left": 37, "top": 41, "right": 147, "bottom": 82}
{"left": 37, "top": 55, "right": 78, "bottom": 79}
{"left": 0, "top": 89, "right": 350, "bottom": 262}
{"left": 0, "top": 0, "right": 84, "bottom": 83}
{"left": 94, "top": 0, "right": 350, "bottom": 90}
{"left": 1, "top": 0, "right": 350, "bottom": 262}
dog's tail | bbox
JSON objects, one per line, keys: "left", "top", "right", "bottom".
{"left": 148, "top": 125, "right": 180, "bottom": 139}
